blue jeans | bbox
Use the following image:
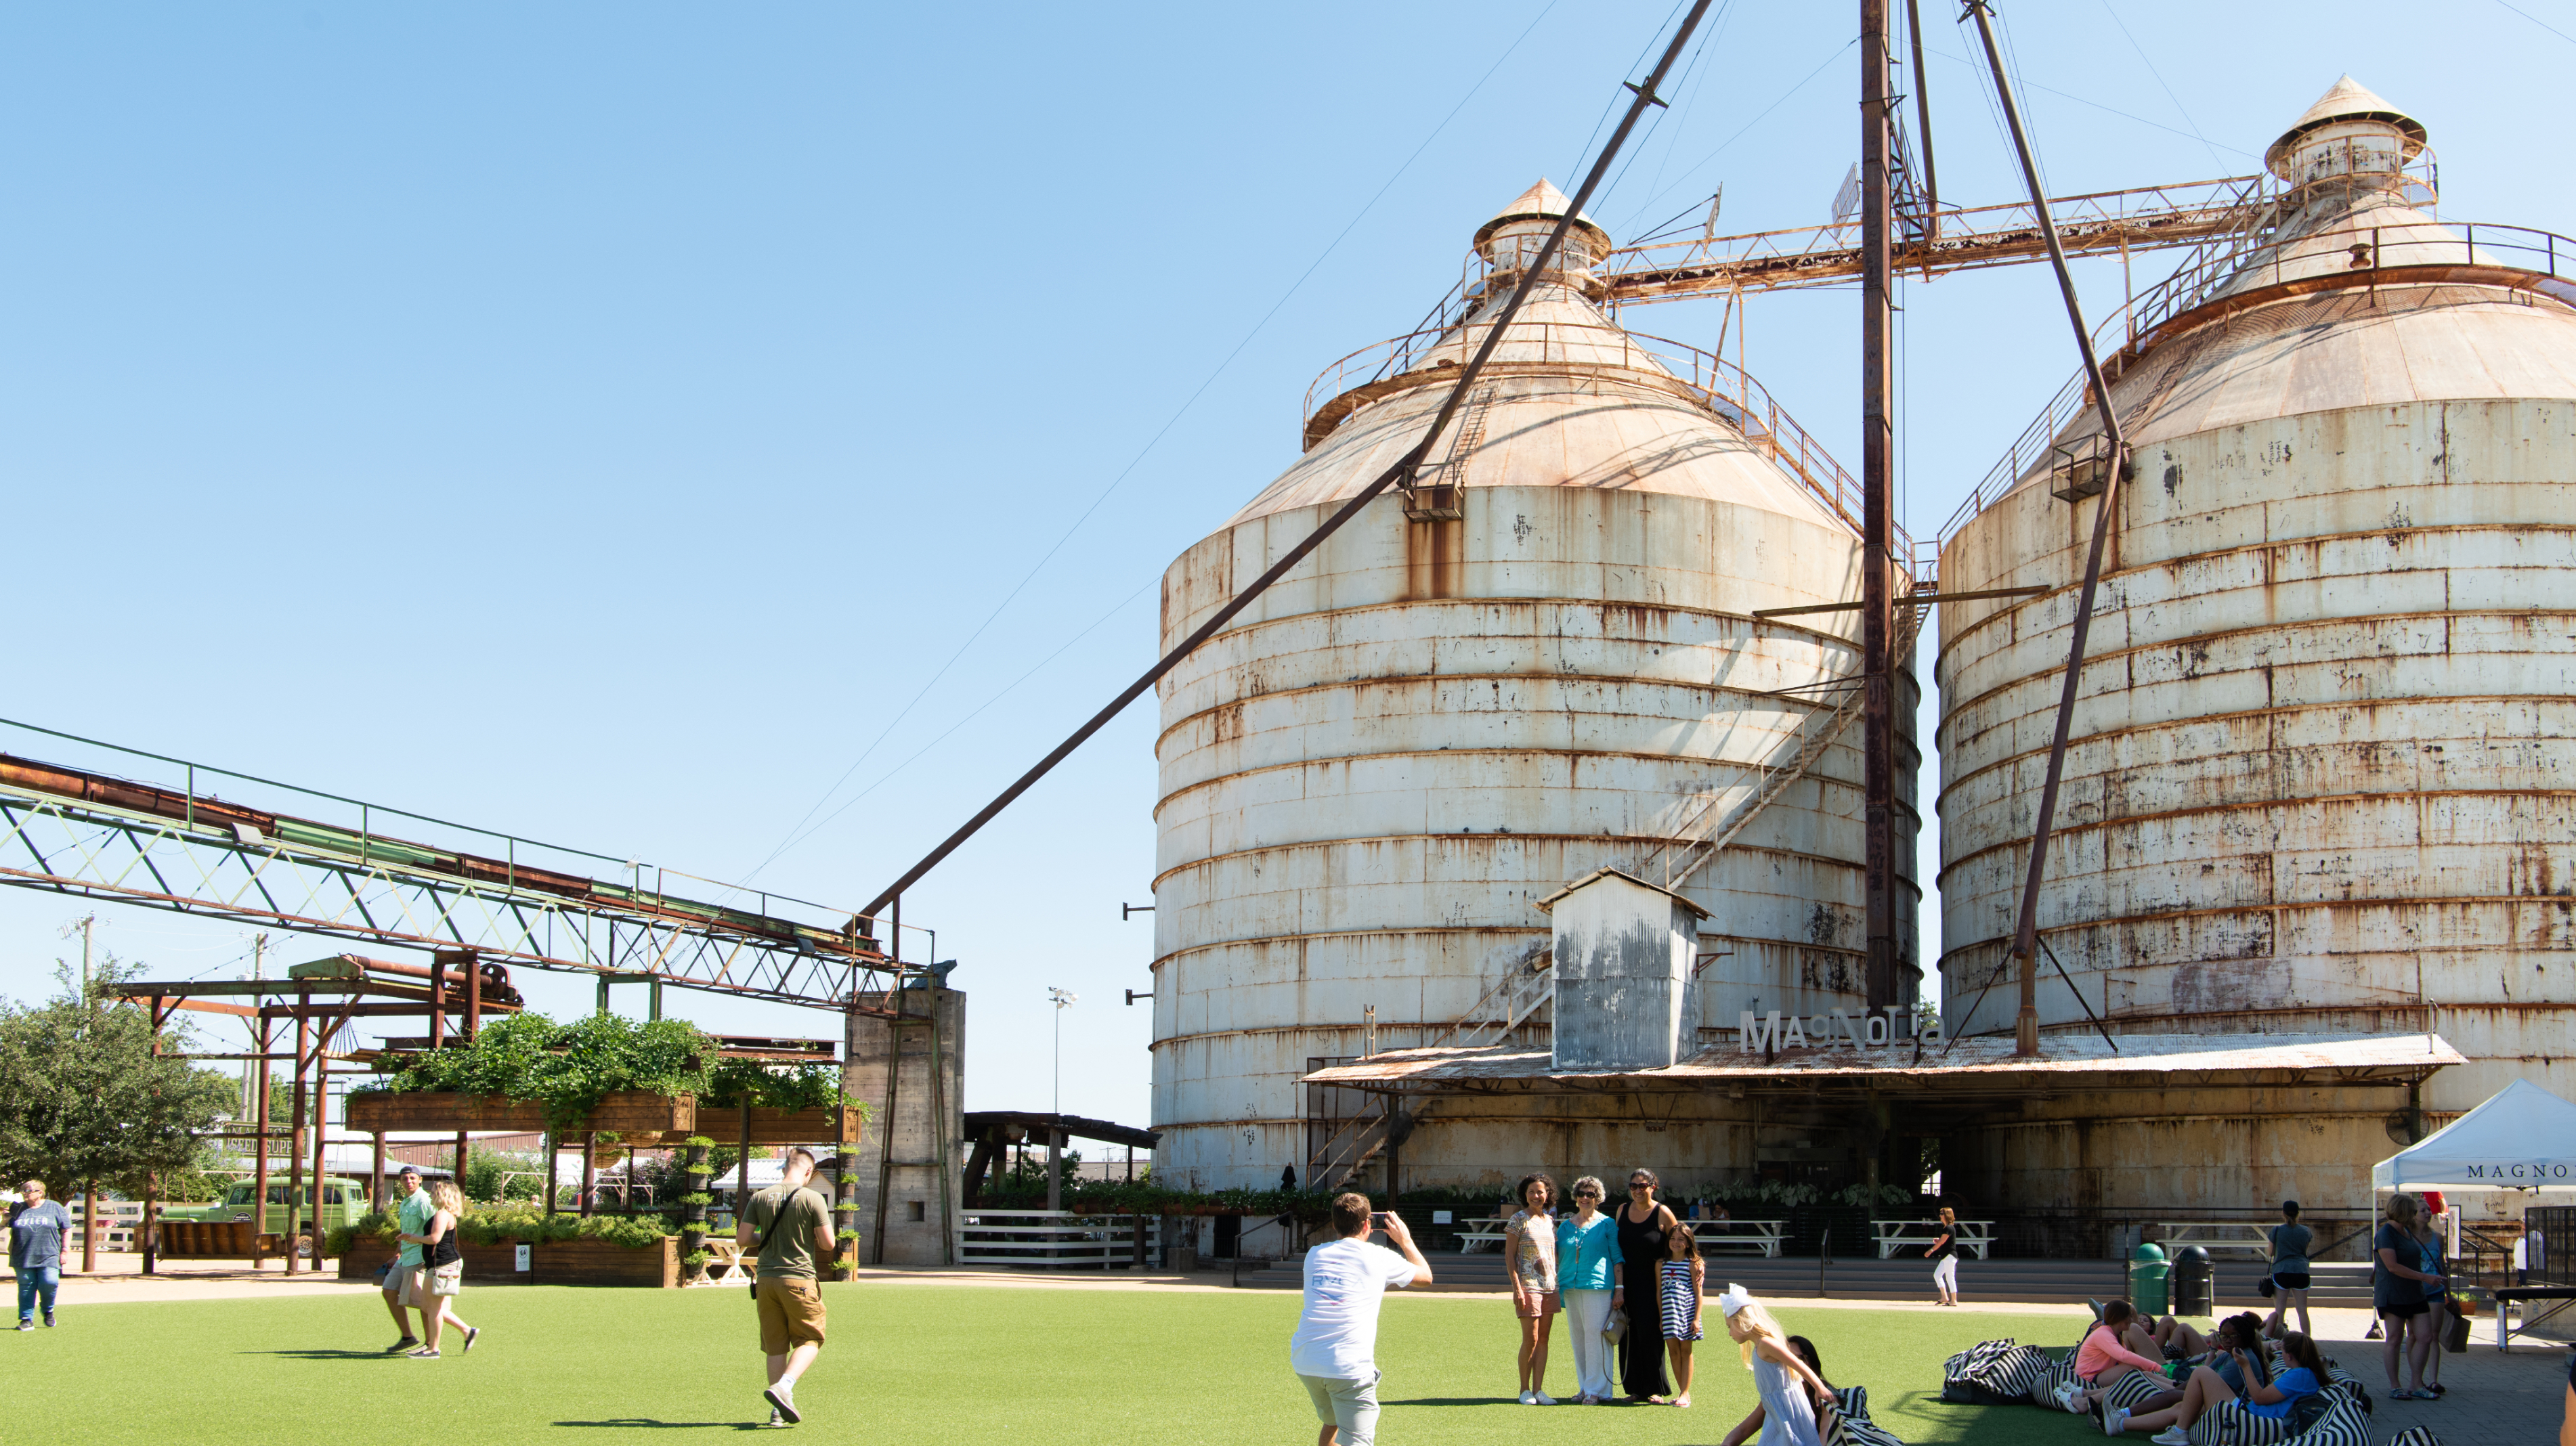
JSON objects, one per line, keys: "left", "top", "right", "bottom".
{"left": 16, "top": 1265, "right": 59, "bottom": 1320}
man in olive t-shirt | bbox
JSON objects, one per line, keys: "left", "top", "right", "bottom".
{"left": 737, "top": 1147, "right": 836, "bottom": 1426}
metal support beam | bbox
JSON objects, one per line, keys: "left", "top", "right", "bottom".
{"left": 1966, "top": 1, "right": 2133, "bottom": 1057}
{"left": 1860, "top": 0, "right": 1900, "bottom": 1014}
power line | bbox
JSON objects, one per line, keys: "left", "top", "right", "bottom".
{"left": 2092, "top": 0, "right": 2225, "bottom": 171}
{"left": 758, "top": 580, "right": 1159, "bottom": 866}
{"left": 2493, "top": 0, "right": 2576, "bottom": 47}
{"left": 1621, "top": 38, "right": 1858, "bottom": 221}
{"left": 1922, "top": 41, "right": 2257, "bottom": 159}
{"left": 737, "top": 0, "right": 1568, "bottom": 885}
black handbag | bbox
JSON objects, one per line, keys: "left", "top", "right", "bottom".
{"left": 2259, "top": 1273, "right": 2277, "bottom": 1298}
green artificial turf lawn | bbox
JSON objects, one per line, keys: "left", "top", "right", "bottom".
{"left": 0, "top": 1284, "right": 2095, "bottom": 1445}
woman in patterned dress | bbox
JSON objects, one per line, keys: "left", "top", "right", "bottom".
{"left": 1659, "top": 1221, "right": 1704, "bottom": 1407}
{"left": 1504, "top": 1173, "right": 1561, "bottom": 1405}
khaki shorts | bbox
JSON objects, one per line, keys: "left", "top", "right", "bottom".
{"left": 383, "top": 1264, "right": 427, "bottom": 1307}
{"left": 756, "top": 1275, "right": 826, "bottom": 1354}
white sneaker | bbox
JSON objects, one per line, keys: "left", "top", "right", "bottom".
{"left": 2058, "top": 1382, "right": 2087, "bottom": 1414}
{"left": 2151, "top": 1428, "right": 2191, "bottom": 1446}
{"left": 1532, "top": 1392, "right": 1557, "bottom": 1406}
{"left": 2104, "top": 1405, "right": 2128, "bottom": 1437}
{"left": 1518, "top": 1391, "right": 1537, "bottom": 1406}
{"left": 763, "top": 1385, "right": 800, "bottom": 1425}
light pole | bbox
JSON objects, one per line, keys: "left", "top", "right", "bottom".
{"left": 1047, "top": 987, "right": 1077, "bottom": 1212}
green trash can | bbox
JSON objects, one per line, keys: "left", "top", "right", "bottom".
{"left": 2128, "top": 1242, "right": 2170, "bottom": 1315}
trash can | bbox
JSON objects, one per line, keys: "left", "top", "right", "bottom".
{"left": 2128, "top": 1242, "right": 2170, "bottom": 1315}
{"left": 2172, "top": 1245, "right": 2214, "bottom": 1317}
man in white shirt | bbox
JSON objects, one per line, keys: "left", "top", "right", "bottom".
{"left": 1288, "top": 1191, "right": 1434, "bottom": 1446}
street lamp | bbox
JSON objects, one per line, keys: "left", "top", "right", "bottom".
{"left": 1046, "top": 987, "right": 1077, "bottom": 1211}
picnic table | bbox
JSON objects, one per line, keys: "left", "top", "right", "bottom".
{"left": 1874, "top": 1218, "right": 1993, "bottom": 1261}
{"left": 1694, "top": 1218, "right": 1787, "bottom": 1258}
{"left": 1457, "top": 1216, "right": 1509, "bottom": 1252}
{"left": 2147, "top": 1221, "right": 2279, "bottom": 1258}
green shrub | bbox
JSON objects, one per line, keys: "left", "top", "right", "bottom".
{"left": 702, "top": 1057, "right": 871, "bottom": 1114}
{"left": 324, "top": 1208, "right": 399, "bottom": 1257}
{"left": 353, "top": 1011, "right": 719, "bottom": 1129}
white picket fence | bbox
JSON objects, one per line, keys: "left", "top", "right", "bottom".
{"left": 955, "top": 1210, "right": 1163, "bottom": 1270}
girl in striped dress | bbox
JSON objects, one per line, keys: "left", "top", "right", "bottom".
{"left": 1658, "top": 1221, "right": 1704, "bottom": 1407}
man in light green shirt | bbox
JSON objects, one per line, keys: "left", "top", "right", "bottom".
{"left": 381, "top": 1166, "right": 431, "bottom": 1352}
{"left": 737, "top": 1148, "right": 836, "bottom": 1426}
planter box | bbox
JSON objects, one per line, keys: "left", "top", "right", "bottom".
{"left": 462, "top": 1240, "right": 533, "bottom": 1283}
{"left": 333, "top": 1234, "right": 534, "bottom": 1284}
{"left": 533, "top": 1236, "right": 679, "bottom": 1288}
{"left": 339, "top": 1234, "right": 396, "bottom": 1280}
{"left": 346, "top": 1091, "right": 695, "bottom": 1135}
{"left": 656, "top": 1104, "right": 866, "bottom": 1147}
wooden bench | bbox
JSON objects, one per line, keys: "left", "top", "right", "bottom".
{"left": 1873, "top": 1219, "right": 1993, "bottom": 1261}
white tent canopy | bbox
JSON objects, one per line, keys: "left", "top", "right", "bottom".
{"left": 2373, "top": 1078, "right": 2576, "bottom": 1191}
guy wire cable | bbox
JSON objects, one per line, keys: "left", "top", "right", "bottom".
{"left": 861, "top": 0, "right": 1721, "bottom": 923}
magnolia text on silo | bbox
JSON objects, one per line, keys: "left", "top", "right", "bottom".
{"left": 1738, "top": 1007, "right": 1940, "bottom": 1051}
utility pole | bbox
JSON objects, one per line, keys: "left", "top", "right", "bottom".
{"left": 1859, "top": 0, "right": 1900, "bottom": 1014}
{"left": 62, "top": 913, "right": 96, "bottom": 999}
{"left": 1046, "top": 988, "right": 1077, "bottom": 1214}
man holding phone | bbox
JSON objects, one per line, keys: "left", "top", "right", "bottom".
{"left": 1288, "top": 1193, "right": 1434, "bottom": 1446}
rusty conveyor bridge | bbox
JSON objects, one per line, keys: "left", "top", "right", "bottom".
{"left": 0, "top": 718, "right": 912, "bottom": 1013}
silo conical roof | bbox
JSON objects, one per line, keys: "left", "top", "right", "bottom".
{"left": 2264, "top": 74, "right": 2427, "bottom": 174}
{"left": 1473, "top": 177, "right": 1610, "bottom": 253}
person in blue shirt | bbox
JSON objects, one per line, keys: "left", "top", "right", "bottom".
{"left": 1553, "top": 1176, "right": 1624, "bottom": 1404}
{"left": 381, "top": 1166, "right": 433, "bottom": 1353}
{"left": 9, "top": 1179, "right": 72, "bottom": 1329}
{"left": 2105, "top": 1331, "right": 2327, "bottom": 1445}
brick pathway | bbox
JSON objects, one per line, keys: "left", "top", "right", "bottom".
{"left": 2299, "top": 1305, "right": 2568, "bottom": 1444}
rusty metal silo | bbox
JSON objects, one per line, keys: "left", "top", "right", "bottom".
{"left": 1149, "top": 182, "right": 1920, "bottom": 1191}
{"left": 1935, "top": 79, "right": 2576, "bottom": 1208}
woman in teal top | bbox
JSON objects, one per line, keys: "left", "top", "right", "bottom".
{"left": 1555, "top": 1177, "right": 1625, "bottom": 1403}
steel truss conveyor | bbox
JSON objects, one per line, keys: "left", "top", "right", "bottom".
{"left": 0, "top": 719, "right": 907, "bottom": 1013}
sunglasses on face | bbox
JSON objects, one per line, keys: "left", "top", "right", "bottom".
{"left": 1575, "top": 1189, "right": 1600, "bottom": 1198}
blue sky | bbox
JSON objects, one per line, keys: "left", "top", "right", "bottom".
{"left": 5, "top": 1, "right": 2569, "bottom": 1134}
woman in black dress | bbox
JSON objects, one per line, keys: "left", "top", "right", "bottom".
{"left": 1616, "top": 1168, "right": 1679, "bottom": 1401}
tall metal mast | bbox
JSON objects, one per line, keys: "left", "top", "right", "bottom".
{"left": 1860, "top": 0, "right": 1901, "bottom": 1013}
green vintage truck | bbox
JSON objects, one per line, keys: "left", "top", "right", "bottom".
{"left": 160, "top": 1177, "right": 377, "bottom": 1236}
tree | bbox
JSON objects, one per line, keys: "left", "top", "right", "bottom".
{"left": 0, "top": 957, "right": 232, "bottom": 1199}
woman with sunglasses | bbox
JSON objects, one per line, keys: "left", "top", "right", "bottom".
{"left": 1617, "top": 1167, "right": 1680, "bottom": 1401}
{"left": 1555, "top": 1175, "right": 1624, "bottom": 1403}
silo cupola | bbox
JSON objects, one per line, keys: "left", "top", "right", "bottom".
{"left": 2264, "top": 75, "right": 2429, "bottom": 199}
{"left": 1471, "top": 178, "right": 1612, "bottom": 299}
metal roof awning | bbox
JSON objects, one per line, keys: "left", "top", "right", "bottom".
{"left": 1301, "top": 1032, "right": 2464, "bottom": 1099}
{"left": 962, "top": 1111, "right": 1161, "bottom": 1149}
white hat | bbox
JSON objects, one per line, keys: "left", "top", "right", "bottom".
{"left": 1717, "top": 1282, "right": 1757, "bottom": 1317}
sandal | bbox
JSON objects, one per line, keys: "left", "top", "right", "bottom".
{"left": 2389, "top": 1388, "right": 2420, "bottom": 1400}
{"left": 1671, "top": 1395, "right": 1692, "bottom": 1408}
{"left": 2428, "top": 1384, "right": 2447, "bottom": 1397}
